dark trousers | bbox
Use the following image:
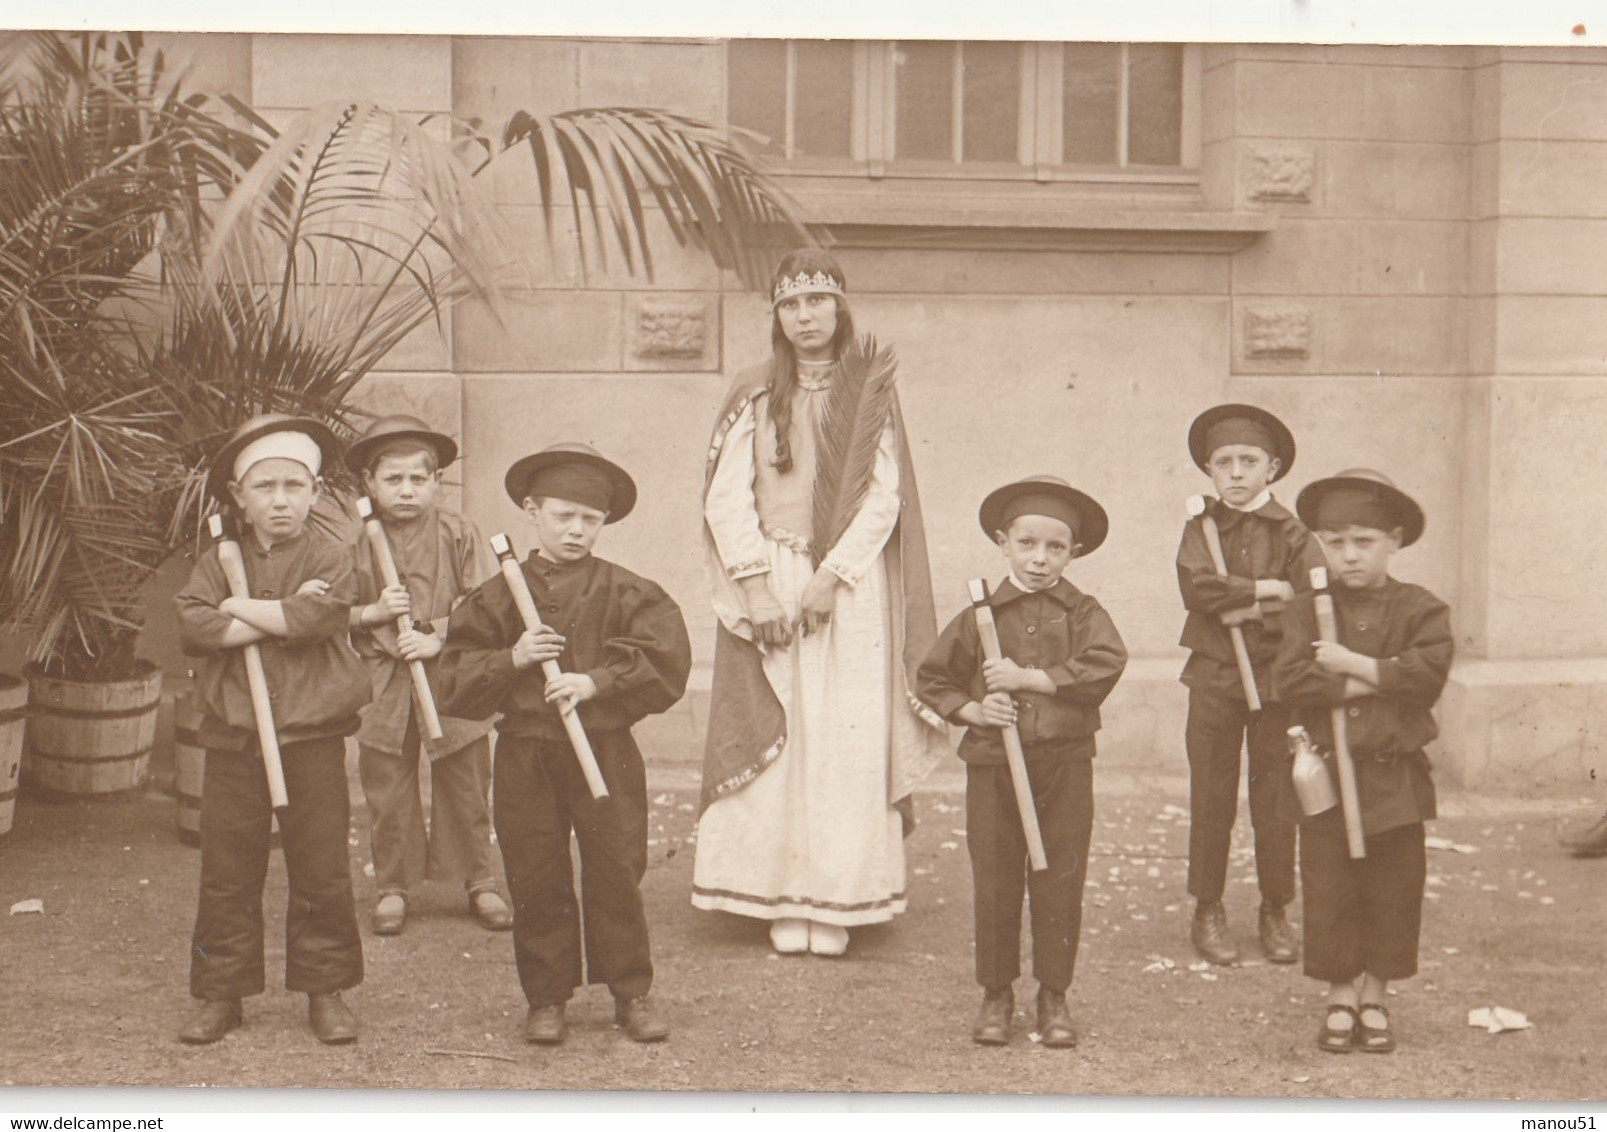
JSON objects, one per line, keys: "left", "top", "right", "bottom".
{"left": 493, "top": 729, "right": 652, "bottom": 1007}
{"left": 358, "top": 716, "right": 495, "bottom": 896}
{"left": 967, "top": 750, "right": 1094, "bottom": 994}
{"left": 190, "top": 736, "right": 363, "bottom": 1001}
{"left": 1301, "top": 819, "right": 1426, "bottom": 983}
{"left": 1185, "top": 688, "right": 1297, "bottom": 906}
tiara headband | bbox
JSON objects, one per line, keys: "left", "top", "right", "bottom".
{"left": 771, "top": 269, "right": 845, "bottom": 308}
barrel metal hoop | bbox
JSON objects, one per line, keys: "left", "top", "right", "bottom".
{"left": 29, "top": 744, "right": 154, "bottom": 766}
{"left": 29, "top": 702, "right": 159, "bottom": 722}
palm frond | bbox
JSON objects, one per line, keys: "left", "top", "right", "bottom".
{"left": 810, "top": 335, "right": 898, "bottom": 568}
{"left": 499, "top": 106, "right": 815, "bottom": 289}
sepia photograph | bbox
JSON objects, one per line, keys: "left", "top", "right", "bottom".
{"left": 0, "top": 0, "right": 1603, "bottom": 1116}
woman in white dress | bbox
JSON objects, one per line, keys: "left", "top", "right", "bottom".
{"left": 692, "top": 250, "right": 947, "bottom": 955}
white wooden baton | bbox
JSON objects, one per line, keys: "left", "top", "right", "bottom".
{"left": 490, "top": 533, "right": 609, "bottom": 801}
{"left": 968, "top": 578, "right": 1049, "bottom": 872}
{"left": 356, "top": 497, "right": 445, "bottom": 740}
{"left": 1311, "top": 566, "right": 1366, "bottom": 859}
{"left": 1188, "top": 495, "right": 1263, "bottom": 712}
{"left": 208, "top": 514, "right": 290, "bottom": 811}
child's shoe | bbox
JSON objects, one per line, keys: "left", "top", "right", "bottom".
{"left": 308, "top": 992, "right": 358, "bottom": 1045}
{"left": 372, "top": 893, "right": 407, "bottom": 936}
{"left": 971, "top": 987, "right": 1013, "bottom": 1045}
{"left": 1316, "top": 1003, "right": 1357, "bottom": 1053}
{"left": 1035, "top": 987, "right": 1078, "bottom": 1049}
{"left": 1356, "top": 1003, "right": 1396, "bottom": 1053}
{"left": 1191, "top": 900, "right": 1239, "bottom": 965}
{"left": 1258, "top": 903, "right": 1299, "bottom": 964}
{"left": 178, "top": 998, "right": 242, "bottom": 1045}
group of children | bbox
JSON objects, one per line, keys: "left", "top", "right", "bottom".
{"left": 172, "top": 383, "right": 1449, "bottom": 1060}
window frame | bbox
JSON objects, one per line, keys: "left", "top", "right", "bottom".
{"left": 732, "top": 40, "right": 1202, "bottom": 187}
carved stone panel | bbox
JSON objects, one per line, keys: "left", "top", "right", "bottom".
{"left": 626, "top": 294, "right": 719, "bottom": 372}
{"left": 1244, "top": 307, "right": 1312, "bottom": 359}
{"left": 1246, "top": 144, "right": 1317, "bottom": 204}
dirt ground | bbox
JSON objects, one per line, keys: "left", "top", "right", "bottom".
{"left": 0, "top": 757, "right": 1602, "bottom": 1102}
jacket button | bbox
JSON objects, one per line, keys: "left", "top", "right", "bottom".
{"left": 1348, "top": 706, "right": 1360, "bottom": 718}
{"left": 1357, "top": 621, "right": 1368, "bottom": 630}
{"left": 1025, "top": 625, "right": 1037, "bottom": 635}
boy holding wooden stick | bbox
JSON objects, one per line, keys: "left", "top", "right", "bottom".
{"left": 345, "top": 414, "right": 512, "bottom": 937}
{"left": 1176, "top": 404, "right": 1325, "bottom": 966}
{"left": 173, "top": 414, "right": 370, "bottom": 1045}
{"left": 917, "top": 476, "right": 1126, "bottom": 1049}
{"left": 435, "top": 443, "right": 691, "bottom": 1045}
{"left": 1272, "top": 469, "right": 1452, "bottom": 1055}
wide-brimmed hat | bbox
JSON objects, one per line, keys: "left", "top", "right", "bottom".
{"left": 978, "top": 474, "right": 1109, "bottom": 555}
{"left": 1187, "top": 403, "right": 1296, "bottom": 481}
{"left": 1296, "top": 468, "right": 1425, "bottom": 547}
{"left": 206, "top": 413, "right": 340, "bottom": 501}
{"left": 503, "top": 442, "right": 637, "bottom": 523}
{"left": 344, "top": 413, "right": 458, "bottom": 475}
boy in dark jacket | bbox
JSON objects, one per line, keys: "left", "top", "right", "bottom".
{"left": 1272, "top": 468, "right": 1452, "bottom": 1055}
{"left": 436, "top": 443, "right": 691, "bottom": 1046}
{"left": 1176, "top": 404, "right": 1325, "bottom": 966}
{"left": 917, "top": 476, "right": 1127, "bottom": 1049}
{"left": 174, "top": 414, "right": 370, "bottom": 1046}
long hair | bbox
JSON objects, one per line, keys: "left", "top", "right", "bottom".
{"left": 766, "top": 249, "right": 855, "bottom": 473}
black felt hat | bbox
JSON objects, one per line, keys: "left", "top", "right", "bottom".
{"left": 344, "top": 414, "right": 458, "bottom": 475}
{"left": 977, "top": 474, "right": 1109, "bottom": 555}
{"left": 503, "top": 442, "right": 637, "bottom": 523}
{"left": 1187, "top": 403, "right": 1296, "bottom": 481}
{"left": 1296, "top": 468, "right": 1425, "bottom": 547}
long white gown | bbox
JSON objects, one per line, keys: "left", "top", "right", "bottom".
{"left": 691, "top": 366, "right": 908, "bottom": 926}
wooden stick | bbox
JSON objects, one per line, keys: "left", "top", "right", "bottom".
{"left": 967, "top": 579, "right": 1049, "bottom": 872}
{"left": 490, "top": 533, "right": 609, "bottom": 801}
{"left": 1187, "top": 495, "right": 1263, "bottom": 712}
{"left": 1310, "top": 566, "right": 1367, "bottom": 859}
{"left": 208, "top": 514, "right": 289, "bottom": 811}
{"left": 356, "top": 497, "right": 445, "bottom": 740}
{"left": 426, "top": 1048, "right": 518, "bottom": 1064}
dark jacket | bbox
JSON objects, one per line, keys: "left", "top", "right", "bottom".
{"left": 435, "top": 552, "right": 691, "bottom": 740}
{"left": 916, "top": 576, "right": 1127, "bottom": 765}
{"left": 1271, "top": 577, "right": 1453, "bottom": 835}
{"left": 1176, "top": 496, "right": 1326, "bottom": 701}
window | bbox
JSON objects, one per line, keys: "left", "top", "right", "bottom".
{"left": 727, "top": 41, "right": 1199, "bottom": 182}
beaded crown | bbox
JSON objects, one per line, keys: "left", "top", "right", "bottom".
{"left": 771, "top": 269, "right": 844, "bottom": 307}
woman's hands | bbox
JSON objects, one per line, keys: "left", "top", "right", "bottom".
{"left": 795, "top": 568, "right": 841, "bottom": 638}
{"left": 738, "top": 575, "right": 792, "bottom": 647}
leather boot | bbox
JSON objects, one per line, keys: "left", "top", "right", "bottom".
{"left": 1191, "top": 901, "right": 1239, "bottom": 965}
{"left": 307, "top": 992, "right": 358, "bottom": 1045}
{"left": 1035, "top": 987, "right": 1078, "bottom": 1049}
{"left": 524, "top": 1003, "right": 565, "bottom": 1045}
{"left": 615, "top": 995, "right": 670, "bottom": 1043}
{"left": 971, "top": 987, "right": 1013, "bottom": 1045}
{"left": 178, "top": 999, "right": 241, "bottom": 1045}
{"left": 1258, "top": 903, "right": 1300, "bottom": 964}
{"left": 469, "top": 889, "right": 514, "bottom": 931}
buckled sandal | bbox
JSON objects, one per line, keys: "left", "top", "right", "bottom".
{"left": 1317, "top": 1003, "right": 1358, "bottom": 1053}
{"left": 1356, "top": 1003, "right": 1396, "bottom": 1053}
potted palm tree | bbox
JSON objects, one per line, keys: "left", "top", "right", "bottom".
{"left": 0, "top": 30, "right": 809, "bottom": 800}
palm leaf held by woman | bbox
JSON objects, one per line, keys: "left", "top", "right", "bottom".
{"left": 810, "top": 333, "right": 897, "bottom": 568}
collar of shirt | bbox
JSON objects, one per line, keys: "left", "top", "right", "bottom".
{"left": 244, "top": 527, "right": 308, "bottom": 559}
{"left": 1211, "top": 493, "right": 1293, "bottom": 533}
{"left": 993, "top": 574, "right": 1079, "bottom": 608}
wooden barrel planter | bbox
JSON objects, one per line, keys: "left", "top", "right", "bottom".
{"left": 23, "top": 661, "right": 161, "bottom": 797}
{"left": 0, "top": 674, "right": 26, "bottom": 839}
{"left": 173, "top": 693, "right": 205, "bottom": 846}
{"left": 172, "top": 691, "right": 278, "bottom": 848}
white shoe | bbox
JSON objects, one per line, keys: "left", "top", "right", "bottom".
{"left": 769, "top": 918, "right": 809, "bottom": 954}
{"left": 808, "top": 921, "right": 849, "bottom": 956}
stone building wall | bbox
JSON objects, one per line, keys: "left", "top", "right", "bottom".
{"left": 41, "top": 34, "right": 1603, "bottom": 795}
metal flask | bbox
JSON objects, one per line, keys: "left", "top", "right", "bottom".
{"left": 1288, "top": 725, "right": 1339, "bottom": 818}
